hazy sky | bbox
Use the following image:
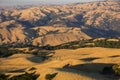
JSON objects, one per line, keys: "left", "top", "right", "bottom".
{"left": 0, "top": 0, "right": 104, "bottom": 6}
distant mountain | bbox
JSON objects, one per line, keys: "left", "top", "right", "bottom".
{"left": 0, "top": 0, "right": 120, "bottom": 46}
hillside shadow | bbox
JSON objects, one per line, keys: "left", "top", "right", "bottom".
{"left": 80, "top": 57, "right": 100, "bottom": 62}
{"left": 17, "top": 20, "right": 35, "bottom": 28}
{"left": 109, "top": 55, "right": 120, "bottom": 58}
{"left": 67, "top": 63, "right": 114, "bottom": 73}
{"left": 27, "top": 51, "right": 54, "bottom": 63}
{"left": 66, "top": 14, "right": 85, "bottom": 27}
{"left": 24, "top": 28, "right": 38, "bottom": 38}
{"left": 27, "top": 56, "right": 43, "bottom": 63}
{"left": 56, "top": 63, "right": 117, "bottom": 80}
{"left": 0, "top": 68, "right": 27, "bottom": 73}
{"left": 81, "top": 53, "right": 89, "bottom": 55}
{"left": 81, "top": 27, "right": 120, "bottom": 38}
{"left": 8, "top": 68, "right": 26, "bottom": 73}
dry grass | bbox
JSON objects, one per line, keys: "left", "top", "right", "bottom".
{"left": 1, "top": 47, "right": 120, "bottom": 80}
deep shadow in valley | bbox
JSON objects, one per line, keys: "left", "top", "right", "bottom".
{"left": 56, "top": 63, "right": 120, "bottom": 80}
{"left": 81, "top": 27, "right": 120, "bottom": 38}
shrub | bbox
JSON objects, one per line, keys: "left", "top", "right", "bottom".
{"left": 28, "top": 67, "right": 37, "bottom": 71}
{"left": 45, "top": 73, "right": 58, "bottom": 80}
{"left": 0, "top": 47, "right": 11, "bottom": 57}
{"left": 112, "top": 64, "right": 120, "bottom": 76}
{"left": 102, "top": 64, "right": 120, "bottom": 76}
{"left": 0, "top": 74, "right": 8, "bottom": 80}
{"left": 9, "top": 72, "right": 39, "bottom": 80}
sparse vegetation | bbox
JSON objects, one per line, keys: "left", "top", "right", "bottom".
{"left": 0, "top": 47, "right": 13, "bottom": 57}
{"left": 94, "top": 39, "right": 120, "bottom": 48}
{"left": 45, "top": 73, "right": 58, "bottom": 80}
{"left": 28, "top": 67, "right": 37, "bottom": 71}
{"left": 9, "top": 72, "right": 38, "bottom": 80}
{"left": 112, "top": 64, "right": 120, "bottom": 76}
{"left": 0, "top": 72, "right": 39, "bottom": 80}
{"left": 102, "top": 64, "right": 120, "bottom": 77}
{"left": 0, "top": 74, "right": 8, "bottom": 80}
{"left": 50, "top": 38, "right": 120, "bottom": 50}
{"left": 0, "top": 1, "right": 120, "bottom": 80}
{"left": 0, "top": 38, "right": 120, "bottom": 58}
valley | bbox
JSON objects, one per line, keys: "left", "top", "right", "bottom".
{"left": 0, "top": 0, "right": 120, "bottom": 80}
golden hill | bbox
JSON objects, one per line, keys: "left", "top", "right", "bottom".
{"left": 0, "top": 47, "right": 120, "bottom": 80}
{"left": 0, "top": 0, "right": 120, "bottom": 46}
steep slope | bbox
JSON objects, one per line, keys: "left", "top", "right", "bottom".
{"left": 0, "top": 0, "right": 119, "bottom": 46}
{"left": 32, "top": 26, "right": 90, "bottom": 46}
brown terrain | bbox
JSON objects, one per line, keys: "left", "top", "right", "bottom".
{"left": 0, "top": 47, "right": 120, "bottom": 80}
{"left": 0, "top": 0, "right": 120, "bottom": 80}
{"left": 0, "top": 0, "right": 120, "bottom": 46}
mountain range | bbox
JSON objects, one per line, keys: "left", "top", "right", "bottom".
{"left": 0, "top": 0, "right": 120, "bottom": 46}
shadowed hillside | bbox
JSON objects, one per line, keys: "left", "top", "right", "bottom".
{"left": 0, "top": 0, "right": 120, "bottom": 46}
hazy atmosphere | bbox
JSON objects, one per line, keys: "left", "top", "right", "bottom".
{"left": 0, "top": 0, "right": 120, "bottom": 80}
{"left": 0, "top": 0, "right": 104, "bottom": 6}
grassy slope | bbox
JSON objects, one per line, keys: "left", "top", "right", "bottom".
{"left": 0, "top": 47, "right": 120, "bottom": 80}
